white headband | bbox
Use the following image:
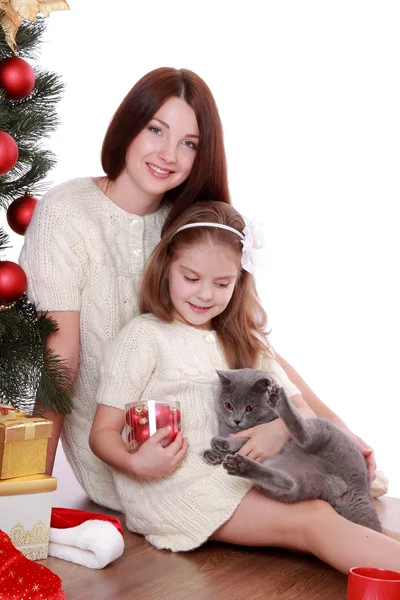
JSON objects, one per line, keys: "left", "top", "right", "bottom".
{"left": 173, "top": 219, "right": 265, "bottom": 275}
{"left": 175, "top": 222, "right": 245, "bottom": 239}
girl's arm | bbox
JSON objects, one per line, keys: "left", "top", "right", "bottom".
{"left": 89, "top": 405, "right": 188, "bottom": 479}
{"left": 40, "top": 311, "right": 80, "bottom": 475}
{"left": 231, "top": 394, "right": 316, "bottom": 462}
{"left": 230, "top": 347, "right": 317, "bottom": 462}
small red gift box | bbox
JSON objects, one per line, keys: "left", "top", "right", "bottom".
{"left": 125, "top": 400, "right": 181, "bottom": 452}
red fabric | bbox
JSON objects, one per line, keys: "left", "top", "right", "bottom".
{"left": 51, "top": 507, "right": 124, "bottom": 537}
{"left": 0, "top": 530, "right": 66, "bottom": 600}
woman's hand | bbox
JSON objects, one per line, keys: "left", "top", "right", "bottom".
{"left": 329, "top": 419, "right": 377, "bottom": 481}
{"left": 349, "top": 434, "right": 377, "bottom": 481}
{"left": 129, "top": 427, "right": 188, "bottom": 479}
{"left": 229, "top": 419, "right": 290, "bottom": 462}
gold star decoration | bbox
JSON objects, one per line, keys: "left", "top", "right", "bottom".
{"left": 0, "top": 0, "right": 70, "bottom": 51}
{"left": 8, "top": 569, "right": 15, "bottom": 578}
{"left": 18, "top": 577, "right": 24, "bottom": 584}
{"left": 32, "top": 583, "right": 39, "bottom": 591}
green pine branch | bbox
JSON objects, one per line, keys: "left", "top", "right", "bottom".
{"left": 37, "top": 312, "right": 74, "bottom": 415}
{"left": 0, "top": 296, "right": 43, "bottom": 411}
{"left": 0, "top": 149, "right": 56, "bottom": 208}
{"left": 0, "top": 19, "right": 64, "bottom": 208}
{"left": 0, "top": 227, "right": 10, "bottom": 251}
{"left": 0, "top": 18, "right": 72, "bottom": 416}
{"left": 36, "top": 348, "right": 73, "bottom": 416}
{"left": 0, "top": 15, "right": 46, "bottom": 59}
{"left": 0, "top": 295, "right": 73, "bottom": 414}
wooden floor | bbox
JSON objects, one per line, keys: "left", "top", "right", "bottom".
{"left": 40, "top": 445, "right": 400, "bottom": 600}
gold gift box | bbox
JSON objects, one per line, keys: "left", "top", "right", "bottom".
{"left": 0, "top": 408, "right": 53, "bottom": 479}
{"left": 0, "top": 474, "right": 57, "bottom": 560}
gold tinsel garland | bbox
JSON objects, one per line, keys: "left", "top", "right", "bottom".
{"left": 0, "top": 0, "right": 69, "bottom": 51}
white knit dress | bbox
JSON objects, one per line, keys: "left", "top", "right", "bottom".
{"left": 19, "top": 177, "right": 170, "bottom": 511}
{"left": 96, "top": 313, "right": 300, "bottom": 551}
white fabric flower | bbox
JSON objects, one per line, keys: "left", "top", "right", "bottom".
{"left": 241, "top": 218, "right": 265, "bottom": 275}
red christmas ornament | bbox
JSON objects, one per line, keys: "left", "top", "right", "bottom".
{"left": 170, "top": 407, "right": 181, "bottom": 425}
{"left": 135, "top": 421, "right": 150, "bottom": 443}
{"left": 155, "top": 404, "right": 170, "bottom": 428}
{"left": 0, "top": 130, "right": 18, "bottom": 174}
{"left": 0, "top": 261, "right": 27, "bottom": 303}
{"left": 0, "top": 57, "right": 36, "bottom": 100}
{"left": 126, "top": 406, "right": 147, "bottom": 427}
{"left": 7, "top": 191, "right": 38, "bottom": 235}
{"left": 166, "top": 411, "right": 181, "bottom": 442}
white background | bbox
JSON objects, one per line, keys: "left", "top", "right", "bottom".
{"left": 1, "top": 1, "right": 399, "bottom": 494}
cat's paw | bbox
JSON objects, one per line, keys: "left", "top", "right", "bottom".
{"left": 266, "top": 384, "right": 284, "bottom": 409}
{"left": 223, "top": 453, "right": 250, "bottom": 476}
{"left": 211, "top": 436, "right": 231, "bottom": 453}
{"left": 203, "top": 449, "right": 224, "bottom": 466}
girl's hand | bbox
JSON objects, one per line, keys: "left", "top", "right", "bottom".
{"left": 129, "top": 427, "right": 188, "bottom": 479}
{"left": 229, "top": 419, "right": 290, "bottom": 462}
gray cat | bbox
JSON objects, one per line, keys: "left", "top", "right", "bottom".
{"left": 203, "top": 368, "right": 381, "bottom": 532}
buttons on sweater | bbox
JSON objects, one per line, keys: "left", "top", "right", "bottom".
{"left": 132, "top": 248, "right": 142, "bottom": 255}
{"left": 130, "top": 218, "right": 142, "bottom": 228}
{"left": 210, "top": 354, "right": 221, "bottom": 367}
{"left": 203, "top": 332, "right": 220, "bottom": 366}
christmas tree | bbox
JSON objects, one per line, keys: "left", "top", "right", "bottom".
{"left": 0, "top": 17, "right": 72, "bottom": 414}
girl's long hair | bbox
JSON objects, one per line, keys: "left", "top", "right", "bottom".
{"left": 140, "top": 202, "right": 269, "bottom": 369}
{"left": 101, "top": 67, "right": 230, "bottom": 233}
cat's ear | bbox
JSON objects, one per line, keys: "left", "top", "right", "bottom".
{"left": 216, "top": 370, "right": 232, "bottom": 386}
{"left": 252, "top": 377, "right": 274, "bottom": 392}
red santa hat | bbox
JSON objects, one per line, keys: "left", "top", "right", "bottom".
{"left": 49, "top": 507, "right": 125, "bottom": 569}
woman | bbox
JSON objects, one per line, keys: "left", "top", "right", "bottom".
{"left": 20, "top": 66, "right": 375, "bottom": 515}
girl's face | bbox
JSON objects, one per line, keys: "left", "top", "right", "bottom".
{"left": 123, "top": 97, "right": 199, "bottom": 201}
{"left": 168, "top": 241, "right": 240, "bottom": 330}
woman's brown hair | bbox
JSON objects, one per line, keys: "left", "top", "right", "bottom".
{"left": 101, "top": 67, "right": 230, "bottom": 232}
{"left": 140, "top": 201, "right": 269, "bottom": 369}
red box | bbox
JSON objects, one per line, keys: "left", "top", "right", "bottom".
{"left": 125, "top": 400, "right": 181, "bottom": 452}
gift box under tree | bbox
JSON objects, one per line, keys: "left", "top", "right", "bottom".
{"left": 0, "top": 407, "right": 53, "bottom": 479}
{"left": 0, "top": 473, "right": 57, "bottom": 560}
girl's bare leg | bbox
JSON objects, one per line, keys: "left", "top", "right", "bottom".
{"left": 210, "top": 489, "right": 400, "bottom": 574}
{"left": 383, "top": 528, "right": 400, "bottom": 543}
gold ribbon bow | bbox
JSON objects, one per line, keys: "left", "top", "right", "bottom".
{"left": 0, "top": 411, "right": 37, "bottom": 441}
{"left": 0, "top": 0, "right": 70, "bottom": 51}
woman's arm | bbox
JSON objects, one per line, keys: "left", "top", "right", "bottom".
{"left": 274, "top": 351, "right": 344, "bottom": 423}
{"left": 90, "top": 405, "right": 188, "bottom": 479}
{"left": 40, "top": 311, "right": 80, "bottom": 475}
{"left": 274, "top": 350, "right": 377, "bottom": 479}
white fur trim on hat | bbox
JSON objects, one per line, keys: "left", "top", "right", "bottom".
{"left": 49, "top": 520, "right": 124, "bottom": 569}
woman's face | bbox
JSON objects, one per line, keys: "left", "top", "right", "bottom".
{"left": 124, "top": 97, "right": 199, "bottom": 200}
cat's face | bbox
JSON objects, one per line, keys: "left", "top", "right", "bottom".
{"left": 215, "top": 368, "right": 277, "bottom": 432}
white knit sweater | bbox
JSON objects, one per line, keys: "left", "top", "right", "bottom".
{"left": 19, "top": 177, "right": 170, "bottom": 510}
{"left": 96, "top": 313, "right": 300, "bottom": 551}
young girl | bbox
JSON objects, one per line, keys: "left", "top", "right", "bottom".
{"left": 90, "top": 201, "right": 400, "bottom": 573}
